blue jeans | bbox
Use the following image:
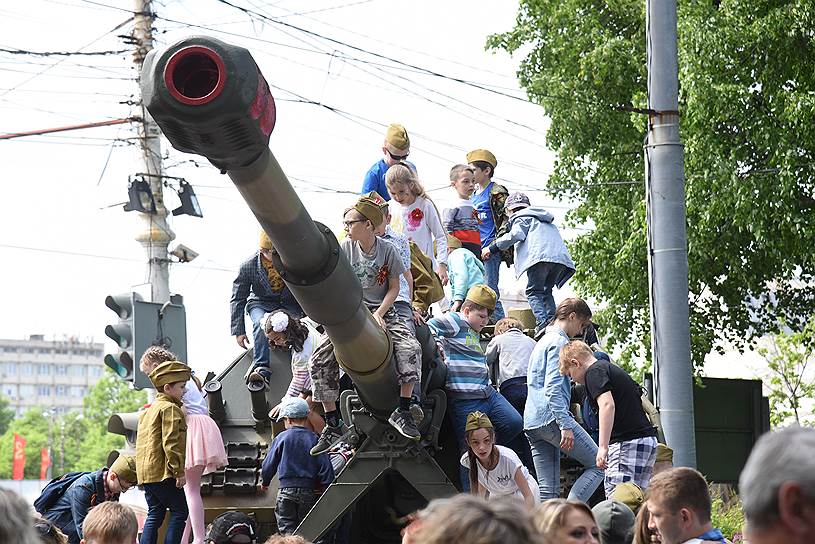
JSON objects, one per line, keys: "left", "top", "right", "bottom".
{"left": 526, "top": 421, "right": 604, "bottom": 502}
{"left": 483, "top": 250, "right": 505, "bottom": 321}
{"left": 141, "top": 479, "right": 188, "bottom": 544}
{"left": 448, "top": 388, "right": 523, "bottom": 489}
{"left": 525, "top": 261, "right": 561, "bottom": 331}
{"left": 276, "top": 487, "right": 334, "bottom": 544}
{"left": 499, "top": 379, "right": 536, "bottom": 478}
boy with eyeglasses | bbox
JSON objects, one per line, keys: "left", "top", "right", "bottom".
{"left": 309, "top": 195, "right": 423, "bottom": 455}
{"left": 361, "top": 123, "right": 417, "bottom": 201}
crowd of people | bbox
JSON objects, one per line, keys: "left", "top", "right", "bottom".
{"left": 4, "top": 123, "right": 812, "bottom": 543}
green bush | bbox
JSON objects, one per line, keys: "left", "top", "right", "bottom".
{"left": 710, "top": 487, "right": 745, "bottom": 542}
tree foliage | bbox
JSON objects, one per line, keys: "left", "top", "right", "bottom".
{"left": 0, "top": 371, "right": 146, "bottom": 478}
{"left": 488, "top": 0, "right": 815, "bottom": 369}
{"left": 0, "top": 395, "right": 13, "bottom": 437}
{"left": 757, "top": 319, "right": 815, "bottom": 427}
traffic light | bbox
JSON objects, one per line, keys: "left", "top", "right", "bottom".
{"left": 104, "top": 292, "right": 142, "bottom": 381}
{"left": 104, "top": 292, "right": 188, "bottom": 389}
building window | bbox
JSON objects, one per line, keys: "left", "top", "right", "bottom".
{"left": 38, "top": 364, "right": 51, "bottom": 376}
{"left": 22, "top": 362, "right": 34, "bottom": 376}
{"left": 20, "top": 385, "right": 35, "bottom": 397}
{"left": 55, "top": 365, "right": 68, "bottom": 376}
{"left": 70, "top": 386, "right": 85, "bottom": 397}
{"left": 5, "top": 362, "right": 17, "bottom": 375}
{"left": 37, "top": 385, "right": 51, "bottom": 397}
{"left": 56, "top": 385, "right": 67, "bottom": 397}
{"left": 72, "top": 365, "right": 86, "bottom": 377}
{"left": 90, "top": 366, "right": 102, "bottom": 378}
{"left": 2, "top": 385, "right": 16, "bottom": 400}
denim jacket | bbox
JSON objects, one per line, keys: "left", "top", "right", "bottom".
{"left": 42, "top": 470, "right": 110, "bottom": 544}
{"left": 524, "top": 327, "right": 578, "bottom": 432}
{"left": 490, "top": 207, "right": 575, "bottom": 279}
{"left": 230, "top": 251, "right": 302, "bottom": 336}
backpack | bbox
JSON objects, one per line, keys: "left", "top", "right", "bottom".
{"left": 34, "top": 471, "right": 89, "bottom": 514}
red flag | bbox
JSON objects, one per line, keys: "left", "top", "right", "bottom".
{"left": 12, "top": 433, "right": 26, "bottom": 480}
{"left": 40, "top": 448, "right": 51, "bottom": 480}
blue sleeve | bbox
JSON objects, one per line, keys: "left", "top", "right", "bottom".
{"left": 428, "top": 314, "right": 458, "bottom": 338}
{"left": 68, "top": 480, "right": 95, "bottom": 540}
{"left": 230, "top": 259, "right": 252, "bottom": 336}
{"left": 361, "top": 169, "right": 381, "bottom": 196}
{"left": 491, "top": 219, "right": 528, "bottom": 251}
{"left": 542, "top": 345, "right": 576, "bottom": 430}
{"left": 448, "top": 254, "right": 467, "bottom": 302}
{"left": 316, "top": 453, "right": 335, "bottom": 487}
{"left": 260, "top": 435, "right": 284, "bottom": 486}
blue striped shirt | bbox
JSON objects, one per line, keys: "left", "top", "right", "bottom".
{"left": 428, "top": 312, "right": 490, "bottom": 398}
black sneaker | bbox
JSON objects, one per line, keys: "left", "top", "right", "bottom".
{"left": 389, "top": 408, "right": 421, "bottom": 441}
{"left": 247, "top": 367, "right": 271, "bottom": 389}
{"left": 311, "top": 423, "right": 347, "bottom": 456}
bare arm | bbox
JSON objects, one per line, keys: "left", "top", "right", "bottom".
{"left": 374, "top": 274, "right": 400, "bottom": 328}
{"left": 596, "top": 391, "right": 615, "bottom": 469}
{"left": 514, "top": 467, "right": 536, "bottom": 508}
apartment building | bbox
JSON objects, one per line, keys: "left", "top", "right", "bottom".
{"left": 0, "top": 335, "right": 105, "bottom": 416}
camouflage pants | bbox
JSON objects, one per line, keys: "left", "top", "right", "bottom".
{"left": 309, "top": 307, "right": 422, "bottom": 403}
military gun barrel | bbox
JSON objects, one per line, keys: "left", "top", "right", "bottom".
{"left": 141, "top": 36, "right": 398, "bottom": 417}
{"left": 248, "top": 380, "right": 270, "bottom": 424}
{"left": 204, "top": 379, "right": 226, "bottom": 424}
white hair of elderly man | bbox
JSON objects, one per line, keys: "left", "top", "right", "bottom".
{"left": 739, "top": 425, "right": 815, "bottom": 544}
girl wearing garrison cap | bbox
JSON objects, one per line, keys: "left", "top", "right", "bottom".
{"left": 460, "top": 411, "right": 538, "bottom": 508}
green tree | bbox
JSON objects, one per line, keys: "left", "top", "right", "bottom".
{"left": 757, "top": 320, "right": 815, "bottom": 427}
{"left": 0, "top": 394, "right": 13, "bottom": 436}
{"left": 74, "top": 371, "right": 147, "bottom": 470}
{"left": 0, "top": 408, "right": 51, "bottom": 479}
{"left": 488, "top": 1, "right": 815, "bottom": 369}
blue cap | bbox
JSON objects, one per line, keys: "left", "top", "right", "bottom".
{"left": 275, "top": 397, "right": 309, "bottom": 421}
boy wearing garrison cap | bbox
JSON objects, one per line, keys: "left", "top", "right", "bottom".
{"left": 361, "top": 123, "right": 417, "bottom": 201}
{"left": 427, "top": 284, "right": 524, "bottom": 489}
{"left": 136, "top": 360, "right": 192, "bottom": 544}
{"left": 467, "top": 149, "right": 510, "bottom": 321}
{"left": 36, "top": 455, "right": 138, "bottom": 544}
{"left": 309, "top": 196, "right": 424, "bottom": 456}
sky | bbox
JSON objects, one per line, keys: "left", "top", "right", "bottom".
{"left": 0, "top": 0, "right": 774, "bottom": 387}
{"left": 0, "top": 0, "right": 571, "bottom": 376}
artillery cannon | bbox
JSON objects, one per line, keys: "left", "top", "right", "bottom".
{"left": 140, "top": 36, "right": 458, "bottom": 542}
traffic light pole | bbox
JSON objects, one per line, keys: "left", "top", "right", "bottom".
{"left": 644, "top": 0, "right": 697, "bottom": 468}
{"left": 133, "top": 0, "right": 173, "bottom": 303}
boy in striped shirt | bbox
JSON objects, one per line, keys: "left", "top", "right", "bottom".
{"left": 427, "top": 284, "right": 523, "bottom": 489}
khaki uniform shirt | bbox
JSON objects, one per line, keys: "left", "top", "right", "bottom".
{"left": 135, "top": 393, "right": 187, "bottom": 484}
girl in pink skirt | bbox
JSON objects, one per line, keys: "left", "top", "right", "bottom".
{"left": 139, "top": 346, "right": 228, "bottom": 544}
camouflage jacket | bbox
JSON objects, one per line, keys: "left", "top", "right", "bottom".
{"left": 489, "top": 182, "right": 514, "bottom": 266}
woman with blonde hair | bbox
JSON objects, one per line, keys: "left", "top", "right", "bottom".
{"left": 533, "top": 499, "right": 600, "bottom": 543}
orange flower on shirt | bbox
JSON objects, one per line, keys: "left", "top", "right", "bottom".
{"left": 375, "top": 264, "right": 390, "bottom": 285}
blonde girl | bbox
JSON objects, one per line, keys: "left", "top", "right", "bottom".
{"left": 140, "top": 346, "right": 228, "bottom": 544}
{"left": 263, "top": 310, "right": 325, "bottom": 433}
{"left": 385, "top": 163, "right": 449, "bottom": 285}
{"left": 460, "top": 411, "right": 538, "bottom": 508}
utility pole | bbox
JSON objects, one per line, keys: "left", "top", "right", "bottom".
{"left": 644, "top": 0, "right": 696, "bottom": 468}
{"left": 133, "top": 0, "right": 173, "bottom": 304}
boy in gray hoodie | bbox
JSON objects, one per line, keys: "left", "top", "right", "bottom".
{"left": 482, "top": 192, "right": 575, "bottom": 333}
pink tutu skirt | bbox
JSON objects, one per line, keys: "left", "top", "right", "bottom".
{"left": 185, "top": 413, "right": 228, "bottom": 474}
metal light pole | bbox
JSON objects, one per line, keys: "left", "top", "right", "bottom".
{"left": 133, "top": 0, "right": 173, "bottom": 303}
{"left": 644, "top": 0, "right": 697, "bottom": 468}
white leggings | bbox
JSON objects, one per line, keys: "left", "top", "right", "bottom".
{"left": 181, "top": 465, "right": 206, "bottom": 544}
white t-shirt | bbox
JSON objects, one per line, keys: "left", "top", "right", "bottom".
{"left": 182, "top": 377, "right": 208, "bottom": 416}
{"left": 290, "top": 322, "right": 320, "bottom": 373}
{"left": 388, "top": 195, "right": 448, "bottom": 268}
{"left": 460, "top": 445, "right": 539, "bottom": 503}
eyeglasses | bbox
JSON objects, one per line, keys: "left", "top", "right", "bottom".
{"left": 386, "top": 149, "right": 409, "bottom": 161}
{"left": 343, "top": 219, "right": 366, "bottom": 228}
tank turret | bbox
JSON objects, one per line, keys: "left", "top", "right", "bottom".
{"left": 141, "top": 36, "right": 457, "bottom": 542}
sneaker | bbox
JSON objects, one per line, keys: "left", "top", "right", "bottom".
{"left": 247, "top": 367, "right": 271, "bottom": 389}
{"left": 409, "top": 403, "right": 425, "bottom": 426}
{"left": 311, "top": 423, "right": 347, "bottom": 456}
{"left": 388, "top": 408, "right": 421, "bottom": 441}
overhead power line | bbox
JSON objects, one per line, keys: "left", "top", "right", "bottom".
{"left": 0, "top": 117, "right": 135, "bottom": 141}
{"left": 0, "top": 46, "right": 129, "bottom": 57}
